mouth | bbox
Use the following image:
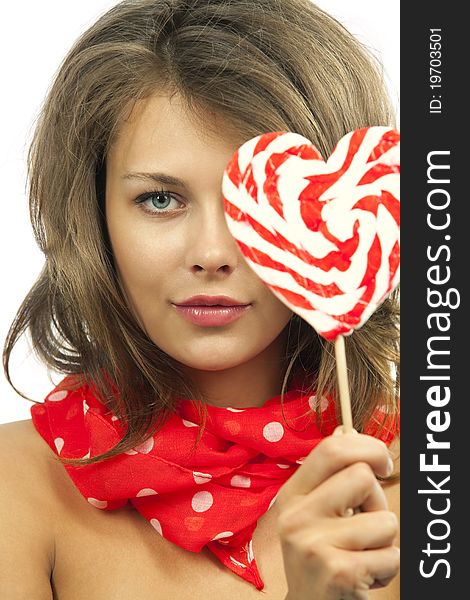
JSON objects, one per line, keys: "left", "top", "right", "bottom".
{"left": 172, "top": 295, "right": 252, "bottom": 326}
{"left": 175, "top": 295, "right": 251, "bottom": 307}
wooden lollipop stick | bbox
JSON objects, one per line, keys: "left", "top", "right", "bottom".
{"left": 334, "top": 335, "right": 354, "bottom": 433}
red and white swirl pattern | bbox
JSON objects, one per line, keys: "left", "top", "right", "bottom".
{"left": 222, "top": 127, "right": 400, "bottom": 340}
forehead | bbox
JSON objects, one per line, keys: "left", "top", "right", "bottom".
{"left": 107, "top": 92, "right": 247, "bottom": 171}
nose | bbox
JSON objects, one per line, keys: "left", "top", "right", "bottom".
{"left": 186, "top": 199, "right": 241, "bottom": 277}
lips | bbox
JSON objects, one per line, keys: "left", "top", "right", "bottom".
{"left": 172, "top": 295, "right": 252, "bottom": 326}
{"left": 175, "top": 295, "right": 250, "bottom": 307}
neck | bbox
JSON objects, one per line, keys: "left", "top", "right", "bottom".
{"left": 181, "top": 330, "right": 290, "bottom": 408}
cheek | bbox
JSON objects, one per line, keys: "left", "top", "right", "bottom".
{"left": 106, "top": 213, "right": 180, "bottom": 311}
{"left": 258, "top": 289, "right": 293, "bottom": 332}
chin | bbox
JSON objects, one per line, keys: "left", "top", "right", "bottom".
{"left": 175, "top": 354, "right": 247, "bottom": 373}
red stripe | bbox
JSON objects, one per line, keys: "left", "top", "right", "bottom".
{"left": 264, "top": 153, "right": 289, "bottom": 218}
{"left": 225, "top": 152, "right": 241, "bottom": 188}
{"left": 381, "top": 191, "right": 400, "bottom": 226}
{"left": 335, "top": 234, "right": 398, "bottom": 330}
{"left": 223, "top": 197, "right": 246, "bottom": 222}
{"left": 358, "top": 163, "right": 400, "bottom": 186}
{"left": 224, "top": 132, "right": 290, "bottom": 204}
{"left": 321, "top": 324, "right": 352, "bottom": 341}
{"left": 318, "top": 220, "right": 360, "bottom": 271}
{"left": 269, "top": 285, "right": 313, "bottom": 310}
{"left": 224, "top": 196, "right": 358, "bottom": 273}
{"left": 297, "top": 186, "right": 362, "bottom": 271}
{"left": 330, "top": 236, "right": 382, "bottom": 328}
{"left": 263, "top": 175, "right": 284, "bottom": 218}
{"left": 263, "top": 143, "right": 323, "bottom": 219}
{"left": 300, "top": 129, "right": 368, "bottom": 231}
{"left": 359, "top": 235, "right": 382, "bottom": 289}
{"left": 289, "top": 144, "right": 322, "bottom": 160}
{"left": 244, "top": 164, "right": 258, "bottom": 205}
{"left": 353, "top": 191, "right": 400, "bottom": 226}
{"left": 366, "top": 130, "right": 400, "bottom": 163}
{"left": 253, "top": 131, "right": 284, "bottom": 156}
{"left": 236, "top": 241, "right": 343, "bottom": 297}
{"left": 388, "top": 241, "right": 400, "bottom": 280}
{"left": 306, "top": 129, "right": 368, "bottom": 195}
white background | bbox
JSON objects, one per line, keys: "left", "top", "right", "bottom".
{"left": 0, "top": 1, "right": 399, "bottom": 424}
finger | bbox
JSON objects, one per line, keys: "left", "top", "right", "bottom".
{"left": 326, "top": 510, "right": 399, "bottom": 551}
{"left": 308, "top": 461, "right": 389, "bottom": 517}
{"left": 325, "top": 545, "right": 400, "bottom": 594}
{"left": 279, "top": 433, "right": 392, "bottom": 500}
{"left": 281, "top": 461, "right": 387, "bottom": 541}
{"left": 358, "top": 546, "right": 400, "bottom": 589}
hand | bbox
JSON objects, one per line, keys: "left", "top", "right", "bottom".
{"left": 275, "top": 427, "right": 399, "bottom": 600}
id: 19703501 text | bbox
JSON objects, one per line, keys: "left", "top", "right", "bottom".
{"left": 429, "top": 28, "right": 442, "bottom": 114}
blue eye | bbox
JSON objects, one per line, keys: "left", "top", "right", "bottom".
{"left": 135, "top": 190, "right": 184, "bottom": 215}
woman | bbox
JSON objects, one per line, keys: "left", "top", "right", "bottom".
{"left": 0, "top": 1, "right": 400, "bottom": 598}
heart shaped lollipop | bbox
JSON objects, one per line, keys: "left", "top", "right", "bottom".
{"left": 222, "top": 126, "right": 400, "bottom": 430}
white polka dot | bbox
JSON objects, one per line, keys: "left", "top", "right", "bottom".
{"left": 229, "top": 556, "right": 247, "bottom": 568}
{"left": 48, "top": 390, "right": 68, "bottom": 402}
{"left": 82, "top": 450, "right": 91, "bottom": 459}
{"left": 295, "top": 457, "right": 307, "bottom": 464}
{"left": 309, "top": 395, "right": 330, "bottom": 412}
{"left": 83, "top": 400, "right": 90, "bottom": 414}
{"left": 87, "top": 497, "right": 108, "bottom": 509}
{"left": 54, "top": 437, "right": 64, "bottom": 454}
{"left": 124, "top": 449, "right": 138, "bottom": 455}
{"left": 246, "top": 539, "right": 254, "bottom": 563}
{"left": 111, "top": 415, "right": 119, "bottom": 422}
{"left": 133, "top": 438, "right": 154, "bottom": 454}
{"left": 182, "top": 419, "right": 198, "bottom": 427}
{"left": 308, "top": 395, "right": 317, "bottom": 410}
{"left": 193, "top": 471, "right": 213, "bottom": 484}
{"left": 191, "top": 491, "right": 214, "bottom": 513}
{"left": 212, "top": 531, "right": 234, "bottom": 542}
{"left": 136, "top": 488, "right": 158, "bottom": 497}
{"left": 150, "top": 518, "right": 162, "bottom": 535}
{"left": 263, "top": 421, "right": 284, "bottom": 442}
{"left": 276, "top": 463, "right": 291, "bottom": 469}
{"left": 226, "top": 407, "right": 245, "bottom": 412}
{"left": 230, "top": 475, "right": 251, "bottom": 488}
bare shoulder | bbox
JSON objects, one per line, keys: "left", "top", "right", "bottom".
{"left": 0, "top": 418, "right": 58, "bottom": 598}
{"left": 0, "top": 417, "right": 59, "bottom": 486}
{"left": 1, "top": 415, "right": 49, "bottom": 451}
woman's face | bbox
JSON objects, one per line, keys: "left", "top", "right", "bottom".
{"left": 105, "top": 92, "right": 292, "bottom": 374}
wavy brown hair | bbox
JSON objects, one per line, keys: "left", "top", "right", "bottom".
{"left": 3, "top": 0, "right": 399, "bottom": 466}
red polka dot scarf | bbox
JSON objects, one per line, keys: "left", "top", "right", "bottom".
{"left": 30, "top": 377, "right": 398, "bottom": 591}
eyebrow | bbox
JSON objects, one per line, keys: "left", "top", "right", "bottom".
{"left": 122, "top": 171, "right": 189, "bottom": 189}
